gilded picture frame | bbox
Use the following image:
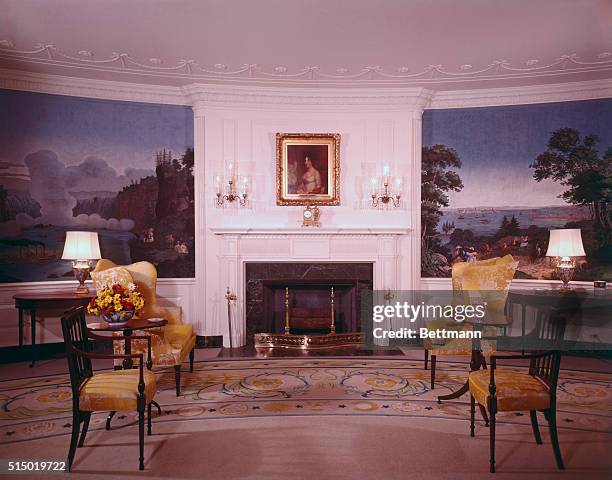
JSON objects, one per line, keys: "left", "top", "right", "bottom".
{"left": 276, "top": 132, "right": 341, "bottom": 206}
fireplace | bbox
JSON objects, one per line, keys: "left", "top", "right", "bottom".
{"left": 212, "top": 227, "right": 411, "bottom": 347}
{"left": 245, "top": 262, "right": 373, "bottom": 342}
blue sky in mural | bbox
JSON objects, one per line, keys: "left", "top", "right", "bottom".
{"left": 0, "top": 89, "right": 193, "bottom": 188}
{"left": 423, "top": 99, "right": 612, "bottom": 208}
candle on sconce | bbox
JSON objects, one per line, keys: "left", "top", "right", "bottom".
{"left": 225, "top": 162, "right": 235, "bottom": 183}
{"left": 369, "top": 176, "right": 378, "bottom": 195}
{"left": 382, "top": 165, "right": 390, "bottom": 184}
{"left": 240, "top": 176, "right": 249, "bottom": 196}
{"left": 394, "top": 176, "right": 403, "bottom": 191}
{"left": 214, "top": 175, "right": 223, "bottom": 195}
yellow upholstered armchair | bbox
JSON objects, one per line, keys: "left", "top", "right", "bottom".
{"left": 91, "top": 259, "right": 196, "bottom": 396}
{"left": 468, "top": 312, "right": 567, "bottom": 472}
{"left": 61, "top": 306, "right": 156, "bottom": 471}
{"left": 423, "top": 255, "right": 518, "bottom": 389}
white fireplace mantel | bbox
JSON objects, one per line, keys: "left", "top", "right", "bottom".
{"left": 210, "top": 227, "right": 411, "bottom": 236}
{"left": 211, "top": 226, "right": 413, "bottom": 347}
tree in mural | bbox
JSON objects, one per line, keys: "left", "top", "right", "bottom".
{"left": 421, "top": 144, "right": 463, "bottom": 276}
{"left": 495, "top": 215, "right": 521, "bottom": 240}
{"left": 531, "top": 128, "right": 612, "bottom": 255}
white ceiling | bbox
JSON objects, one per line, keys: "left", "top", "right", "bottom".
{"left": 1, "top": 0, "right": 611, "bottom": 89}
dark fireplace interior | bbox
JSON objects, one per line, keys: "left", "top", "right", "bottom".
{"left": 266, "top": 281, "right": 357, "bottom": 334}
{"left": 245, "top": 263, "right": 373, "bottom": 340}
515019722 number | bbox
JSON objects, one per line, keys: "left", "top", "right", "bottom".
{"left": 3, "top": 460, "right": 67, "bottom": 473}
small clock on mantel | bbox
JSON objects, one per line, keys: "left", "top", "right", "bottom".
{"left": 302, "top": 204, "right": 321, "bottom": 227}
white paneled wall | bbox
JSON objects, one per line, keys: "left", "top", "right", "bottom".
{"left": 189, "top": 86, "right": 431, "bottom": 346}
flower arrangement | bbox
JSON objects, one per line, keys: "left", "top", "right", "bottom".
{"left": 87, "top": 282, "right": 145, "bottom": 324}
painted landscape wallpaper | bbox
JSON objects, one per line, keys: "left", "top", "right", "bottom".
{"left": 421, "top": 99, "right": 612, "bottom": 281}
{"left": 0, "top": 90, "right": 194, "bottom": 282}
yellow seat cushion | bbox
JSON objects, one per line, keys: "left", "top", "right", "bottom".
{"left": 79, "top": 369, "right": 156, "bottom": 411}
{"left": 469, "top": 369, "right": 550, "bottom": 412}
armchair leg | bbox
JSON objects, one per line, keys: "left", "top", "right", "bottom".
{"left": 424, "top": 349, "right": 429, "bottom": 370}
{"left": 152, "top": 400, "right": 162, "bottom": 415}
{"left": 189, "top": 348, "right": 195, "bottom": 373}
{"left": 430, "top": 355, "right": 436, "bottom": 390}
{"left": 470, "top": 395, "right": 475, "bottom": 437}
{"left": 530, "top": 410, "right": 542, "bottom": 444}
{"left": 147, "top": 402, "right": 152, "bottom": 436}
{"left": 77, "top": 412, "right": 91, "bottom": 447}
{"left": 66, "top": 411, "right": 81, "bottom": 472}
{"left": 174, "top": 364, "right": 182, "bottom": 396}
{"left": 489, "top": 411, "right": 496, "bottom": 473}
{"left": 105, "top": 411, "right": 116, "bottom": 430}
{"left": 138, "top": 408, "right": 145, "bottom": 470}
{"left": 545, "top": 408, "right": 565, "bottom": 469}
{"left": 478, "top": 405, "right": 490, "bottom": 426}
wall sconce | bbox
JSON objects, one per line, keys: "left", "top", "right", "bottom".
{"left": 370, "top": 165, "right": 402, "bottom": 208}
{"left": 215, "top": 161, "right": 249, "bottom": 207}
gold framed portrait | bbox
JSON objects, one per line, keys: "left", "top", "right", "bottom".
{"left": 276, "top": 133, "right": 340, "bottom": 206}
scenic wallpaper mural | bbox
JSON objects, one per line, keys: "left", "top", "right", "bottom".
{"left": 421, "top": 99, "right": 612, "bottom": 281}
{"left": 0, "top": 90, "right": 194, "bottom": 282}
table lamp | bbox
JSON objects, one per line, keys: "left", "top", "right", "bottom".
{"left": 546, "top": 228, "right": 586, "bottom": 290}
{"left": 61, "top": 231, "right": 101, "bottom": 294}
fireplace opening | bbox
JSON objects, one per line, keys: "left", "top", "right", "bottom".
{"left": 245, "top": 262, "right": 373, "bottom": 342}
{"left": 265, "top": 281, "right": 357, "bottom": 335}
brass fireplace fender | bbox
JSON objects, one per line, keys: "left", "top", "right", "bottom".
{"left": 254, "top": 332, "right": 364, "bottom": 349}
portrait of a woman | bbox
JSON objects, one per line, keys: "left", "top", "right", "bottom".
{"left": 297, "top": 154, "right": 324, "bottom": 194}
{"left": 276, "top": 132, "right": 340, "bottom": 206}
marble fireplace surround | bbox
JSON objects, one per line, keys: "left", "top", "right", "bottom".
{"left": 212, "top": 227, "right": 411, "bottom": 347}
{"left": 245, "top": 262, "right": 374, "bottom": 340}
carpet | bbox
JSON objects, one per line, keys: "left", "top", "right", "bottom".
{"left": 1, "top": 357, "right": 610, "bottom": 446}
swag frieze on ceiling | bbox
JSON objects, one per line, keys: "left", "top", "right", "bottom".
{"left": 1, "top": 42, "right": 611, "bottom": 87}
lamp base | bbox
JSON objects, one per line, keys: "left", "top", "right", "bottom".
{"left": 72, "top": 265, "right": 92, "bottom": 295}
{"left": 557, "top": 262, "right": 575, "bottom": 290}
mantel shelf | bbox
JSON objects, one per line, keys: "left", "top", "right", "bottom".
{"left": 210, "top": 227, "right": 411, "bottom": 236}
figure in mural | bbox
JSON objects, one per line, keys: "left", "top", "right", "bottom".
{"left": 142, "top": 227, "right": 155, "bottom": 243}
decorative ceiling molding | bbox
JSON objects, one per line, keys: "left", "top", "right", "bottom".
{"left": 429, "top": 78, "right": 612, "bottom": 109}
{"left": 0, "top": 68, "right": 610, "bottom": 114}
{"left": 1, "top": 43, "right": 612, "bottom": 87}
{"left": 0, "top": 68, "right": 188, "bottom": 105}
{"left": 183, "top": 84, "right": 435, "bottom": 114}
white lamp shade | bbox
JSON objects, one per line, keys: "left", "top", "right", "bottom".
{"left": 61, "top": 231, "right": 101, "bottom": 260}
{"left": 546, "top": 229, "right": 586, "bottom": 258}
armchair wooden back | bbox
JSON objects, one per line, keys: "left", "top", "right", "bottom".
{"left": 60, "top": 307, "right": 93, "bottom": 405}
{"left": 528, "top": 312, "right": 566, "bottom": 391}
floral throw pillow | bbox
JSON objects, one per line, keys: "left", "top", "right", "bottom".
{"left": 91, "top": 266, "right": 134, "bottom": 290}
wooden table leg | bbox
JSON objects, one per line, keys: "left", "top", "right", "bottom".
{"left": 521, "top": 304, "right": 526, "bottom": 354}
{"left": 18, "top": 308, "right": 23, "bottom": 347}
{"left": 29, "top": 308, "right": 36, "bottom": 367}
{"left": 105, "top": 411, "right": 116, "bottom": 430}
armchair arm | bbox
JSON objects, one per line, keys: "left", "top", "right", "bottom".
{"left": 70, "top": 345, "right": 146, "bottom": 389}
{"left": 87, "top": 331, "right": 153, "bottom": 370}
{"left": 491, "top": 351, "right": 556, "bottom": 362}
